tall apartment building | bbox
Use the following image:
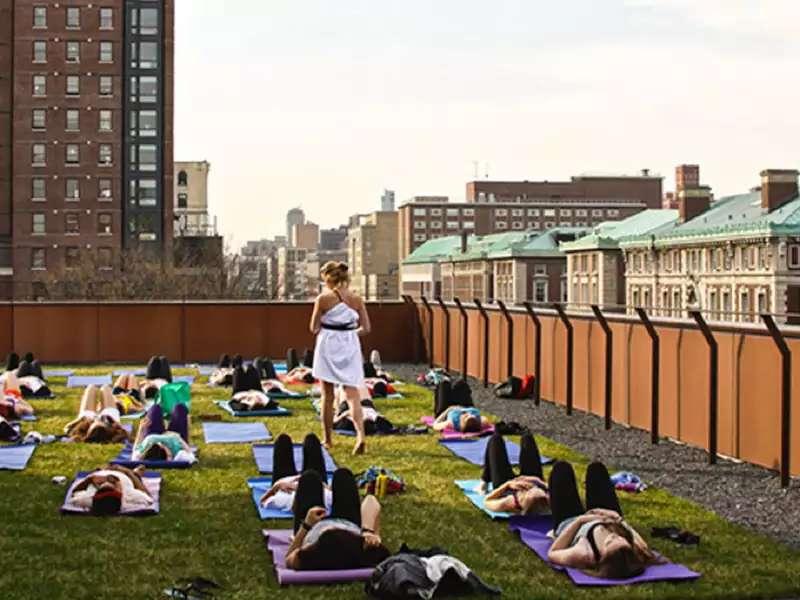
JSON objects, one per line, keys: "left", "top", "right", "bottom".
{"left": 0, "top": 1, "right": 174, "bottom": 298}
{"left": 348, "top": 211, "right": 399, "bottom": 300}
{"left": 292, "top": 221, "right": 318, "bottom": 250}
{"left": 380, "top": 189, "right": 395, "bottom": 212}
{"left": 398, "top": 174, "right": 662, "bottom": 261}
{"left": 277, "top": 245, "right": 318, "bottom": 300}
{"left": 286, "top": 207, "right": 304, "bottom": 244}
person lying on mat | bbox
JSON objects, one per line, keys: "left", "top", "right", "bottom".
{"left": 259, "top": 433, "right": 331, "bottom": 510}
{"left": 131, "top": 403, "right": 195, "bottom": 463}
{"left": 208, "top": 353, "right": 243, "bottom": 387}
{"left": 229, "top": 365, "right": 282, "bottom": 412}
{"left": 363, "top": 378, "right": 396, "bottom": 399}
{"left": 479, "top": 432, "right": 549, "bottom": 515}
{"left": 69, "top": 464, "right": 153, "bottom": 514}
{"left": 433, "top": 406, "right": 490, "bottom": 434}
{"left": 283, "top": 366, "right": 315, "bottom": 385}
{"left": 140, "top": 355, "right": 173, "bottom": 399}
{"left": 547, "top": 460, "right": 663, "bottom": 579}
{"left": 0, "top": 373, "right": 35, "bottom": 421}
{"left": 363, "top": 350, "right": 395, "bottom": 383}
{"left": 111, "top": 374, "right": 147, "bottom": 416}
{"left": 332, "top": 386, "right": 394, "bottom": 435}
{"left": 64, "top": 385, "right": 130, "bottom": 444}
{"left": 15, "top": 356, "right": 53, "bottom": 398}
{"left": 286, "top": 468, "right": 390, "bottom": 571}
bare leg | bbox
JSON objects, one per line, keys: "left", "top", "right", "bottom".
{"left": 128, "top": 374, "right": 139, "bottom": 390}
{"left": 360, "top": 494, "right": 381, "bottom": 536}
{"left": 3, "top": 371, "right": 21, "bottom": 395}
{"left": 113, "top": 375, "right": 126, "bottom": 389}
{"left": 99, "top": 385, "right": 116, "bottom": 410}
{"left": 320, "top": 381, "right": 335, "bottom": 449}
{"left": 344, "top": 385, "right": 366, "bottom": 455}
{"left": 79, "top": 385, "right": 99, "bottom": 414}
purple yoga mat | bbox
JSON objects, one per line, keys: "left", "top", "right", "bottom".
{"left": 420, "top": 416, "right": 495, "bottom": 439}
{"left": 262, "top": 529, "right": 374, "bottom": 585}
{"left": 61, "top": 471, "right": 161, "bottom": 516}
{"left": 508, "top": 515, "right": 701, "bottom": 586}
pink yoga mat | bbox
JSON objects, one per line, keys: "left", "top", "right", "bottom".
{"left": 420, "top": 416, "right": 495, "bottom": 439}
{"left": 262, "top": 529, "right": 375, "bottom": 585}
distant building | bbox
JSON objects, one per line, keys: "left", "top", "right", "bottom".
{"left": 381, "top": 189, "right": 396, "bottom": 212}
{"left": 286, "top": 208, "right": 305, "bottom": 244}
{"left": 277, "top": 246, "right": 318, "bottom": 300}
{"left": 239, "top": 238, "right": 285, "bottom": 297}
{"left": 348, "top": 212, "right": 399, "bottom": 300}
{"left": 174, "top": 161, "right": 217, "bottom": 237}
{"left": 320, "top": 226, "right": 347, "bottom": 252}
{"left": 292, "top": 222, "right": 319, "bottom": 250}
{"left": 621, "top": 168, "right": 800, "bottom": 323}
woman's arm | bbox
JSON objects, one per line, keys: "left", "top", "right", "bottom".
{"left": 133, "top": 416, "right": 149, "bottom": 447}
{"left": 309, "top": 296, "right": 323, "bottom": 335}
{"left": 484, "top": 480, "right": 513, "bottom": 500}
{"left": 548, "top": 541, "right": 596, "bottom": 569}
{"left": 549, "top": 513, "right": 595, "bottom": 552}
{"left": 285, "top": 506, "right": 327, "bottom": 569}
{"left": 356, "top": 297, "right": 371, "bottom": 336}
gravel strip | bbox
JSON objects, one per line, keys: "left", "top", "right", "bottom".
{"left": 392, "top": 364, "right": 800, "bottom": 551}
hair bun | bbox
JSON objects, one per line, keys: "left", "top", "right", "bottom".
{"left": 338, "top": 262, "right": 349, "bottom": 272}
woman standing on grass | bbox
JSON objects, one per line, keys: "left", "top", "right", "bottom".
{"left": 310, "top": 261, "right": 371, "bottom": 455}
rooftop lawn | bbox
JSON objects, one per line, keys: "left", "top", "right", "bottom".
{"left": 1, "top": 366, "right": 799, "bottom": 600}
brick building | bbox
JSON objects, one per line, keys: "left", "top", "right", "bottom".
{"left": 398, "top": 173, "right": 662, "bottom": 261}
{"left": 0, "top": 0, "right": 174, "bottom": 298}
{"left": 348, "top": 211, "right": 399, "bottom": 300}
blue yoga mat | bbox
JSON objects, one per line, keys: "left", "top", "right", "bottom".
{"left": 203, "top": 422, "right": 271, "bottom": 444}
{"left": 455, "top": 479, "right": 515, "bottom": 520}
{"left": 248, "top": 477, "right": 294, "bottom": 520}
{"left": 112, "top": 368, "right": 146, "bottom": 376}
{"left": 67, "top": 375, "right": 112, "bottom": 388}
{"left": 111, "top": 441, "right": 196, "bottom": 469}
{"left": 439, "top": 437, "right": 553, "bottom": 467}
{"left": 173, "top": 375, "right": 195, "bottom": 385}
{"left": 215, "top": 401, "right": 291, "bottom": 418}
{"left": 17, "top": 414, "right": 38, "bottom": 422}
{"left": 197, "top": 365, "right": 216, "bottom": 376}
{"left": 0, "top": 444, "right": 35, "bottom": 470}
{"left": 252, "top": 443, "right": 337, "bottom": 474}
{"left": 43, "top": 369, "right": 74, "bottom": 378}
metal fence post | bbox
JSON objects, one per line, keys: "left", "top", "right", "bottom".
{"left": 523, "top": 302, "right": 542, "bottom": 404}
{"left": 474, "top": 299, "right": 490, "bottom": 387}
{"left": 403, "top": 295, "right": 424, "bottom": 364}
{"left": 496, "top": 300, "right": 514, "bottom": 380}
{"left": 591, "top": 305, "right": 613, "bottom": 430}
{"left": 690, "top": 310, "right": 718, "bottom": 465}
{"left": 554, "top": 303, "right": 574, "bottom": 415}
{"left": 761, "top": 314, "right": 792, "bottom": 488}
{"left": 636, "top": 307, "right": 660, "bottom": 445}
{"left": 453, "top": 298, "right": 469, "bottom": 378}
{"left": 420, "top": 296, "right": 434, "bottom": 368}
{"left": 436, "top": 297, "right": 451, "bottom": 372}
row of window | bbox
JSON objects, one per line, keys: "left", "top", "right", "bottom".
{"left": 31, "top": 177, "right": 113, "bottom": 201}
{"left": 33, "top": 6, "right": 115, "bottom": 30}
{"left": 31, "top": 247, "right": 114, "bottom": 271}
{"left": 413, "top": 220, "right": 475, "bottom": 230}
{"left": 625, "top": 244, "right": 789, "bottom": 274}
{"left": 495, "top": 220, "right": 591, "bottom": 231}
{"left": 412, "top": 208, "right": 475, "bottom": 217}
{"left": 32, "top": 40, "right": 114, "bottom": 64}
{"left": 31, "top": 143, "right": 114, "bottom": 166}
{"left": 30, "top": 65, "right": 158, "bottom": 98}
{"left": 31, "top": 212, "right": 113, "bottom": 235}
{"left": 32, "top": 108, "right": 114, "bottom": 132}
{"left": 495, "top": 207, "right": 618, "bottom": 218}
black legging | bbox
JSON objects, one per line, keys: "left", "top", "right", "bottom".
{"left": 293, "top": 468, "right": 361, "bottom": 533}
{"left": 549, "top": 461, "right": 623, "bottom": 531}
{"left": 434, "top": 378, "right": 473, "bottom": 416}
{"left": 17, "top": 359, "right": 44, "bottom": 380}
{"left": 218, "top": 353, "right": 231, "bottom": 368}
{"left": 287, "top": 348, "right": 299, "bottom": 372}
{"left": 335, "top": 400, "right": 394, "bottom": 435}
{"left": 146, "top": 355, "right": 172, "bottom": 382}
{"left": 232, "top": 364, "right": 261, "bottom": 394}
{"left": 254, "top": 357, "right": 277, "bottom": 380}
{"left": 481, "top": 432, "right": 544, "bottom": 488}
{"left": 273, "top": 433, "right": 327, "bottom": 484}
{"left": 302, "top": 348, "right": 314, "bottom": 369}
{"left": 5, "top": 352, "right": 19, "bottom": 372}
{"left": 232, "top": 354, "right": 244, "bottom": 369}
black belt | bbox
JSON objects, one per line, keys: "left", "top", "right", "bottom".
{"left": 321, "top": 323, "right": 357, "bottom": 331}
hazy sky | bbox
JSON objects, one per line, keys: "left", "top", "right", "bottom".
{"left": 174, "top": 0, "right": 800, "bottom": 248}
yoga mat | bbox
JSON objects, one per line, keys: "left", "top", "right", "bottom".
{"left": 267, "top": 390, "right": 309, "bottom": 400}
{"left": 438, "top": 437, "right": 553, "bottom": 467}
{"left": 262, "top": 529, "right": 374, "bottom": 585}
{"left": 252, "top": 443, "right": 336, "bottom": 474}
{"left": 121, "top": 410, "right": 147, "bottom": 421}
{"left": 248, "top": 478, "right": 293, "bottom": 520}
{"left": 112, "top": 368, "right": 146, "bottom": 376}
{"left": 215, "top": 400, "right": 291, "bottom": 418}
{"left": 61, "top": 471, "right": 161, "bottom": 516}
{"left": 198, "top": 365, "right": 216, "bottom": 376}
{"left": 203, "top": 422, "right": 271, "bottom": 444}
{"left": 454, "top": 479, "right": 514, "bottom": 520}
{"left": 0, "top": 444, "right": 35, "bottom": 470}
{"left": 508, "top": 516, "right": 701, "bottom": 586}
{"left": 111, "top": 442, "right": 196, "bottom": 469}
{"left": 173, "top": 375, "right": 195, "bottom": 385}
{"left": 17, "top": 414, "right": 38, "bottom": 422}
{"left": 43, "top": 369, "right": 74, "bottom": 378}
{"left": 421, "top": 416, "right": 495, "bottom": 439}
{"left": 67, "top": 375, "right": 112, "bottom": 388}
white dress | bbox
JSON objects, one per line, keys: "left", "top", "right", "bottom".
{"left": 312, "top": 301, "right": 364, "bottom": 387}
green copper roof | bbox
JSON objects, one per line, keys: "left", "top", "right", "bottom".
{"left": 560, "top": 209, "right": 679, "bottom": 252}
{"left": 620, "top": 191, "right": 800, "bottom": 248}
{"left": 402, "top": 235, "right": 467, "bottom": 265}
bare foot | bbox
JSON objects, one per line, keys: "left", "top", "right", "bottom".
{"left": 352, "top": 440, "right": 365, "bottom": 456}
{"left": 323, "top": 439, "right": 334, "bottom": 450}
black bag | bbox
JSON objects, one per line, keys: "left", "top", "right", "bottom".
{"left": 493, "top": 377, "right": 522, "bottom": 399}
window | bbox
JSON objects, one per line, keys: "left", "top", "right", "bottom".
{"left": 65, "top": 247, "right": 80, "bottom": 269}
{"left": 97, "top": 212, "right": 113, "bottom": 234}
{"left": 528, "top": 221, "right": 540, "bottom": 229}
{"left": 135, "top": 179, "right": 157, "bottom": 206}
{"left": 592, "top": 209, "right": 603, "bottom": 217}
{"left": 66, "top": 7, "right": 81, "bottom": 28}
{"left": 131, "top": 41, "right": 158, "bottom": 69}
{"left": 526, "top": 209, "right": 539, "bottom": 217}
{"left": 494, "top": 208, "right": 507, "bottom": 217}
{"left": 33, "top": 6, "right": 47, "bottom": 28}
{"left": 129, "top": 213, "right": 157, "bottom": 241}
{"left": 99, "top": 110, "right": 112, "bottom": 132}
{"left": 414, "top": 221, "right": 425, "bottom": 229}
{"left": 495, "top": 221, "right": 508, "bottom": 230}
{"left": 446, "top": 208, "right": 460, "bottom": 217}
{"left": 32, "top": 109, "right": 46, "bottom": 130}
{"left": 33, "top": 75, "right": 46, "bottom": 96}
{"left": 66, "top": 109, "right": 80, "bottom": 131}
{"left": 132, "top": 7, "right": 159, "bottom": 35}
{"left": 534, "top": 264, "right": 547, "bottom": 276}
{"left": 66, "top": 75, "right": 80, "bottom": 95}
{"left": 413, "top": 233, "right": 426, "bottom": 242}
{"left": 134, "top": 110, "right": 157, "bottom": 136}
{"left": 99, "top": 76, "right": 113, "bottom": 96}
{"left": 512, "top": 208, "right": 524, "bottom": 217}
{"left": 98, "top": 179, "right": 112, "bottom": 200}
{"left": 65, "top": 178, "right": 80, "bottom": 200}
{"left": 545, "top": 221, "right": 555, "bottom": 229}
{"left": 97, "top": 247, "right": 113, "bottom": 270}
{"left": 576, "top": 209, "right": 588, "bottom": 217}
{"left": 177, "top": 192, "right": 188, "bottom": 208}
{"left": 65, "top": 144, "right": 79, "bottom": 165}
{"left": 788, "top": 245, "right": 800, "bottom": 269}
{"left": 130, "top": 76, "right": 157, "bottom": 103}
{"left": 33, "top": 41, "right": 47, "bottom": 63}
{"left": 66, "top": 41, "right": 80, "bottom": 63}
{"left": 133, "top": 144, "right": 155, "bottom": 171}
{"left": 463, "top": 208, "right": 474, "bottom": 217}
{"left": 32, "top": 213, "right": 46, "bottom": 234}
{"left": 99, "top": 42, "right": 113, "bottom": 63}
{"left": 462, "top": 221, "right": 475, "bottom": 229}
{"left": 31, "top": 248, "right": 46, "bottom": 270}
{"left": 99, "top": 144, "right": 113, "bottom": 166}
{"left": 100, "top": 8, "right": 114, "bottom": 29}
{"left": 430, "top": 221, "right": 442, "bottom": 229}
{"left": 543, "top": 208, "right": 556, "bottom": 217}
{"left": 560, "top": 208, "right": 572, "bottom": 217}
{"left": 534, "top": 280, "right": 548, "bottom": 303}
{"left": 511, "top": 221, "right": 524, "bottom": 230}
{"left": 32, "top": 178, "right": 46, "bottom": 200}
{"left": 559, "top": 221, "right": 572, "bottom": 227}
{"left": 446, "top": 222, "right": 459, "bottom": 230}
{"left": 32, "top": 144, "right": 46, "bottom": 166}
{"left": 412, "top": 208, "right": 426, "bottom": 217}
{"left": 65, "top": 212, "right": 80, "bottom": 235}
{"left": 607, "top": 209, "right": 620, "bottom": 217}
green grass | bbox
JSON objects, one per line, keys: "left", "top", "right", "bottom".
{"left": 1, "top": 366, "right": 799, "bottom": 600}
